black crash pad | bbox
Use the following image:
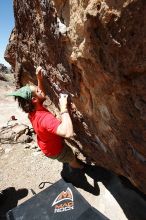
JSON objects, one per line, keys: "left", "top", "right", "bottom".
{"left": 7, "top": 179, "right": 109, "bottom": 220}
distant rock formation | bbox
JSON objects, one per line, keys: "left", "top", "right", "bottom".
{"left": 0, "top": 63, "right": 9, "bottom": 81}
{"left": 0, "top": 64, "right": 8, "bottom": 73}
{"left": 4, "top": 0, "right": 146, "bottom": 194}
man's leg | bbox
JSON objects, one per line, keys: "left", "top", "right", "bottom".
{"left": 55, "top": 144, "right": 84, "bottom": 169}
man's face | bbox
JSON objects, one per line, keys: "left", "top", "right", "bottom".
{"left": 30, "top": 86, "right": 46, "bottom": 103}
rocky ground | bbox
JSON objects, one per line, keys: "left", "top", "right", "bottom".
{"left": 0, "top": 74, "right": 146, "bottom": 220}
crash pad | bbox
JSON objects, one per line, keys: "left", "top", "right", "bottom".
{"left": 7, "top": 179, "right": 109, "bottom": 220}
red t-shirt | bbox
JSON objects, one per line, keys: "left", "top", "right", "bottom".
{"left": 29, "top": 106, "right": 64, "bottom": 156}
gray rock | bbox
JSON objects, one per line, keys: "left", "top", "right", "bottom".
{"left": 0, "top": 123, "right": 33, "bottom": 144}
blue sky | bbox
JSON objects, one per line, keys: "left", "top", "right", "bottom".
{"left": 0, "top": 0, "right": 14, "bottom": 67}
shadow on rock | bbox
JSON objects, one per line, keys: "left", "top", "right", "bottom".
{"left": 61, "top": 163, "right": 100, "bottom": 196}
{"left": 0, "top": 187, "right": 28, "bottom": 220}
{"left": 83, "top": 165, "right": 146, "bottom": 220}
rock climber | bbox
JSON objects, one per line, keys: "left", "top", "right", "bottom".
{"left": 8, "top": 67, "right": 84, "bottom": 174}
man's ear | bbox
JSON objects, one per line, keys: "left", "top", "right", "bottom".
{"left": 31, "top": 97, "right": 37, "bottom": 104}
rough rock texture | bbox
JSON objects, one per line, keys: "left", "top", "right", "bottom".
{"left": 5, "top": 0, "right": 146, "bottom": 194}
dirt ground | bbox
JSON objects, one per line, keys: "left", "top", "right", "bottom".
{"left": 0, "top": 75, "right": 146, "bottom": 220}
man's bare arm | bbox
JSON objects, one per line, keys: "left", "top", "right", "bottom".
{"left": 56, "top": 94, "right": 73, "bottom": 138}
{"left": 36, "top": 66, "right": 46, "bottom": 96}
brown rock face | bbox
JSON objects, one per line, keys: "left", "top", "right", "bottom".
{"left": 5, "top": 0, "right": 146, "bottom": 193}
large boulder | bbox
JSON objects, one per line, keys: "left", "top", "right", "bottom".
{"left": 4, "top": 0, "right": 146, "bottom": 194}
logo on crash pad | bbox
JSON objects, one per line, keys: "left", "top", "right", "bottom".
{"left": 52, "top": 187, "right": 74, "bottom": 213}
